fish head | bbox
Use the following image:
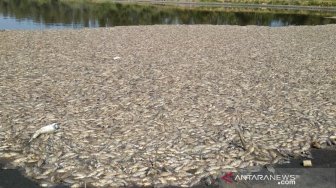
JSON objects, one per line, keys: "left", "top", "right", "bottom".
{"left": 53, "top": 123, "right": 60, "bottom": 130}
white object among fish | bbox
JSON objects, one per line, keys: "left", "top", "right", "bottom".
{"left": 113, "top": 56, "right": 121, "bottom": 60}
{"left": 29, "top": 123, "right": 60, "bottom": 143}
{"left": 303, "top": 160, "right": 312, "bottom": 167}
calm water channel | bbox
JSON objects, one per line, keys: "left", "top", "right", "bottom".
{"left": 0, "top": 0, "right": 336, "bottom": 30}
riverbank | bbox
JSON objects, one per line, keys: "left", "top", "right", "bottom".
{"left": 0, "top": 25, "right": 336, "bottom": 187}
{"left": 112, "top": 0, "right": 336, "bottom": 11}
{"left": 63, "top": 0, "right": 336, "bottom": 7}
{"left": 2, "top": 0, "right": 336, "bottom": 31}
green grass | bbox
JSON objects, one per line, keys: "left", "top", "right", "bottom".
{"left": 28, "top": 0, "right": 336, "bottom": 7}
{"left": 200, "top": 0, "right": 336, "bottom": 6}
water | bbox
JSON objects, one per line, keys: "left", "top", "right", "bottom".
{"left": 0, "top": 0, "right": 335, "bottom": 30}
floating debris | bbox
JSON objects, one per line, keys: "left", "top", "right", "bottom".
{"left": 311, "top": 141, "right": 321, "bottom": 149}
{"left": 29, "top": 123, "right": 60, "bottom": 143}
{"left": 303, "top": 160, "right": 312, "bottom": 167}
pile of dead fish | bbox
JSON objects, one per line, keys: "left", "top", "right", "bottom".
{"left": 1, "top": 25, "right": 336, "bottom": 187}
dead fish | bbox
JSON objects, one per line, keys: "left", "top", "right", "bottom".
{"left": 330, "top": 136, "right": 336, "bottom": 141}
{"left": 35, "top": 175, "right": 48, "bottom": 180}
{"left": 239, "top": 162, "right": 250, "bottom": 169}
{"left": 165, "top": 176, "right": 177, "bottom": 181}
{"left": 42, "top": 168, "right": 54, "bottom": 176}
{"left": 268, "top": 150, "right": 278, "bottom": 159}
{"left": 29, "top": 123, "right": 60, "bottom": 143}
{"left": 0, "top": 145, "right": 9, "bottom": 151}
{"left": 56, "top": 169, "right": 66, "bottom": 173}
{"left": 138, "top": 167, "right": 149, "bottom": 172}
{"left": 329, "top": 136, "right": 336, "bottom": 145}
{"left": 12, "top": 157, "right": 27, "bottom": 165}
{"left": 1, "top": 152, "right": 19, "bottom": 158}
{"left": 245, "top": 165, "right": 262, "bottom": 173}
{"left": 63, "top": 178, "right": 75, "bottom": 184}
{"left": 132, "top": 171, "right": 146, "bottom": 178}
{"left": 326, "top": 139, "right": 333, "bottom": 146}
{"left": 266, "top": 165, "right": 275, "bottom": 174}
{"left": 310, "top": 141, "right": 321, "bottom": 149}
{"left": 40, "top": 182, "right": 51, "bottom": 188}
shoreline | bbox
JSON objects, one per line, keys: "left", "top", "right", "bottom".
{"left": 21, "top": 0, "right": 336, "bottom": 11}
{"left": 109, "top": 0, "right": 336, "bottom": 11}
{"left": 62, "top": 0, "right": 336, "bottom": 8}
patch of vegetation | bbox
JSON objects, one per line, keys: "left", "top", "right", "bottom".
{"left": 10, "top": 0, "right": 336, "bottom": 6}
{"left": 200, "top": 0, "right": 336, "bottom": 6}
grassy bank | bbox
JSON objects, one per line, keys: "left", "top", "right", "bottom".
{"left": 32, "top": 0, "right": 336, "bottom": 7}
{"left": 79, "top": 0, "right": 336, "bottom": 7}
{"left": 200, "top": 0, "right": 336, "bottom": 6}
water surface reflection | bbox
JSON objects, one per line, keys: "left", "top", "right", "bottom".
{"left": 0, "top": 0, "right": 335, "bottom": 30}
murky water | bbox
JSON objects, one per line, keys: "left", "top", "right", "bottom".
{"left": 0, "top": 0, "right": 335, "bottom": 30}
